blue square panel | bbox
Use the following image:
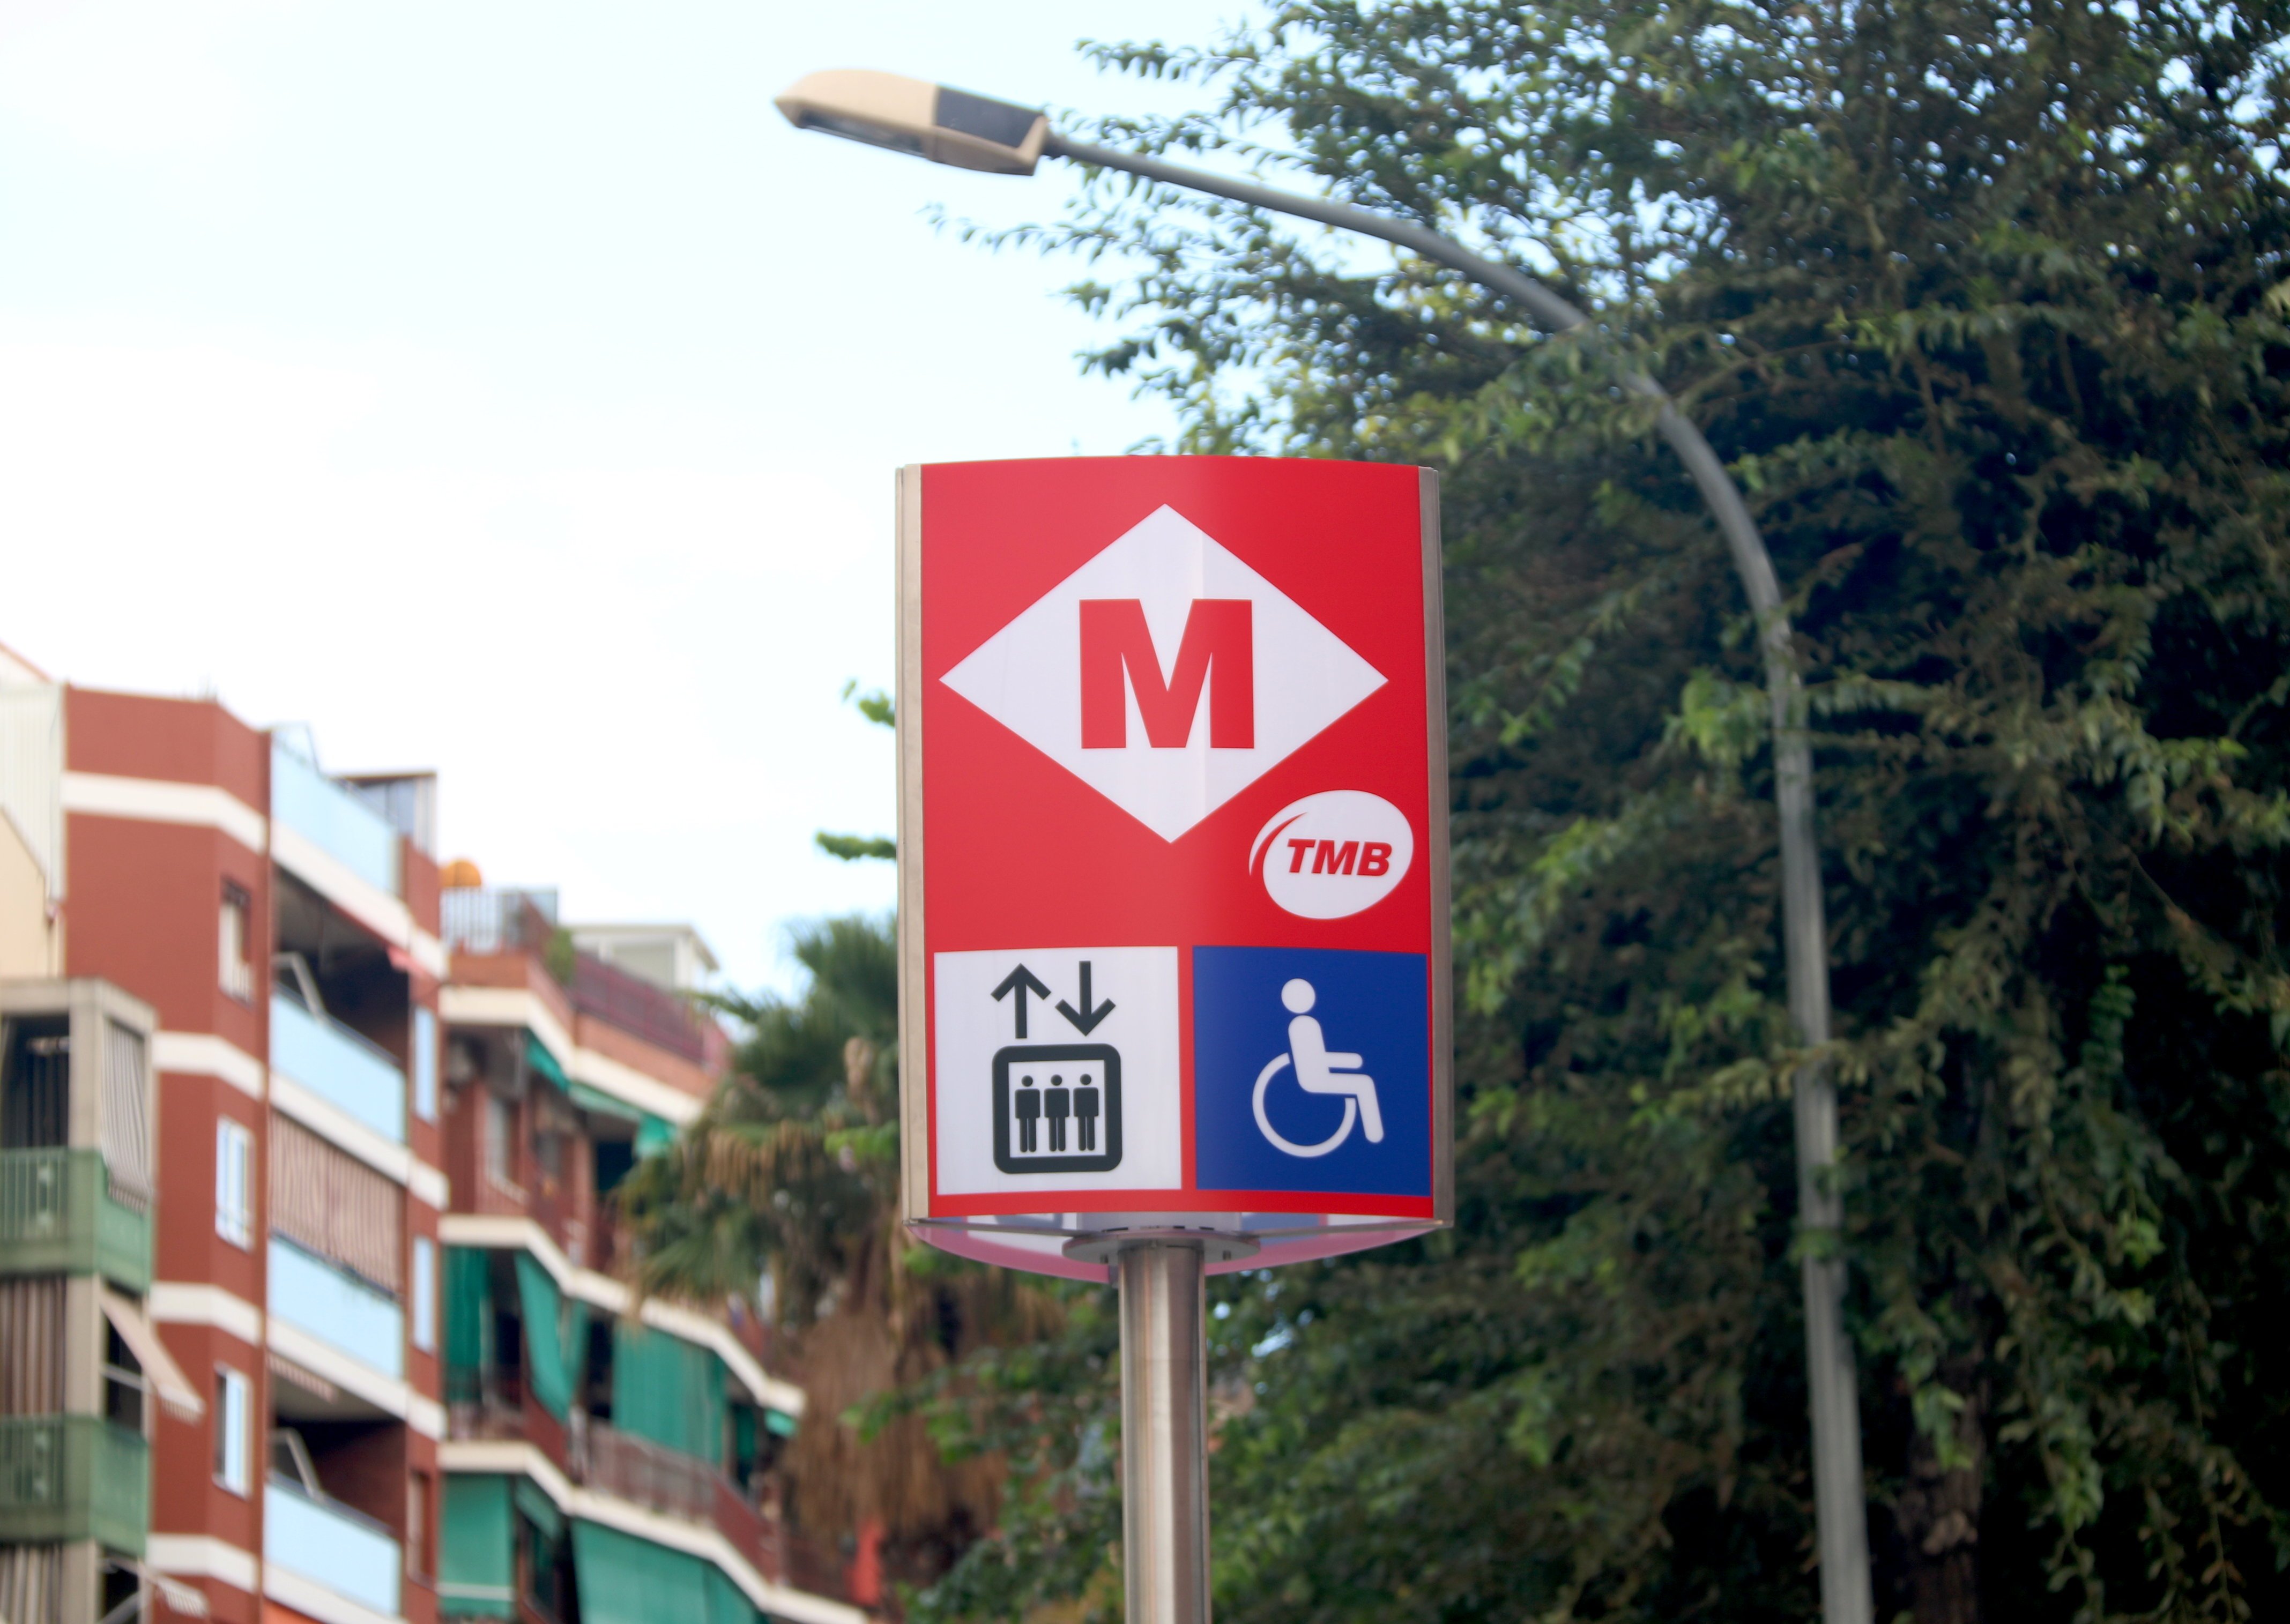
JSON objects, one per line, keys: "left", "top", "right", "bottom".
{"left": 1192, "top": 947, "right": 1431, "bottom": 1198}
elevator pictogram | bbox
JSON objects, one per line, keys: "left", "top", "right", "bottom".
{"left": 988, "top": 959, "right": 1125, "bottom": 1174}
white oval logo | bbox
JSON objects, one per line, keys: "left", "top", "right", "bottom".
{"left": 1248, "top": 791, "right": 1414, "bottom": 920}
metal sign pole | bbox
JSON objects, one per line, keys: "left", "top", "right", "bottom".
{"left": 1118, "top": 1240, "right": 1211, "bottom": 1624}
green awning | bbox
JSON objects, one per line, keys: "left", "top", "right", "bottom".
{"left": 572, "top": 1521, "right": 754, "bottom": 1624}
{"left": 438, "top": 1475, "right": 514, "bottom": 1619}
{"left": 763, "top": 1408, "right": 799, "bottom": 1439}
{"left": 704, "top": 1562, "right": 755, "bottom": 1624}
{"left": 570, "top": 1081, "right": 642, "bottom": 1124}
{"left": 444, "top": 1247, "right": 494, "bottom": 1401}
{"left": 514, "top": 1476, "right": 564, "bottom": 1544}
{"left": 636, "top": 1113, "right": 675, "bottom": 1158}
{"left": 515, "top": 1253, "right": 574, "bottom": 1421}
{"left": 526, "top": 1033, "right": 569, "bottom": 1091}
{"left": 612, "top": 1323, "right": 725, "bottom": 1465}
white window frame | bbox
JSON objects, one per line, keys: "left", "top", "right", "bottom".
{"left": 412, "top": 1005, "right": 438, "bottom": 1122}
{"left": 215, "top": 1118, "right": 253, "bottom": 1249}
{"left": 214, "top": 1366, "right": 250, "bottom": 1495}
{"left": 218, "top": 887, "right": 254, "bottom": 1003}
{"left": 411, "top": 1235, "right": 437, "bottom": 1353}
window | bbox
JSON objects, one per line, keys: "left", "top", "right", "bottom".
{"left": 219, "top": 885, "right": 254, "bottom": 1002}
{"left": 213, "top": 1367, "right": 250, "bottom": 1494}
{"left": 486, "top": 1093, "right": 515, "bottom": 1187}
{"left": 412, "top": 1235, "right": 437, "bottom": 1353}
{"left": 102, "top": 1324, "right": 146, "bottom": 1432}
{"left": 215, "top": 1119, "right": 253, "bottom": 1248}
{"left": 412, "top": 1005, "right": 438, "bottom": 1122}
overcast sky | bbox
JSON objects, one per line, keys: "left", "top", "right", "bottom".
{"left": 0, "top": 0, "right": 1250, "bottom": 991}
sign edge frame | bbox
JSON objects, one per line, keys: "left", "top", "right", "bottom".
{"left": 897, "top": 462, "right": 933, "bottom": 1225}
{"left": 1420, "top": 464, "right": 1456, "bottom": 1230}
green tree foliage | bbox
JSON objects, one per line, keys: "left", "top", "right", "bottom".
{"left": 618, "top": 917, "right": 1059, "bottom": 1588}
{"left": 918, "top": 3, "right": 2290, "bottom": 1621}
{"left": 817, "top": 682, "right": 899, "bottom": 863}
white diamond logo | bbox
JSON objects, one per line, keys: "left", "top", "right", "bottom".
{"left": 941, "top": 505, "right": 1388, "bottom": 841}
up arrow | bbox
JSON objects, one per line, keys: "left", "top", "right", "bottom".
{"left": 991, "top": 964, "right": 1052, "bottom": 1039}
{"left": 1056, "top": 961, "right": 1117, "bottom": 1035}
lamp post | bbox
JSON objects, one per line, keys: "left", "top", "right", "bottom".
{"left": 776, "top": 69, "right": 1873, "bottom": 1624}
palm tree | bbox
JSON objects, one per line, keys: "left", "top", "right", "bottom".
{"left": 616, "top": 914, "right": 1060, "bottom": 1588}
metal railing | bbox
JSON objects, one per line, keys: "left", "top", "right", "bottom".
{"left": 265, "top": 1474, "right": 402, "bottom": 1616}
{"left": 0, "top": 1414, "right": 150, "bottom": 1554}
{"left": 270, "top": 992, "right": 406, "bottom": 1144}
{"left": 569, "top": 955, "right": 707, "bottom": 1063}
{"left": 584, "top": 1420, "right": 721, "bottom": 1523}
{"left": 0, "top": 1147, "right": 152, "bottom": 1290}
{"left": 441, "top": 887, "right": 560, "bottom": 956}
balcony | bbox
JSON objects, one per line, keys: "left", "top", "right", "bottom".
{"left": 0, "top": 1147, "right": 151, "bottom": 1290}
{"left": 272, "top": 739, "right": 401, "bottom": 897}
{"left": 0, "top": 1414, "right": 150, "bottom": 1554}
{"left": 269, "top": 1236, "right": 404, "bottom": 1380}
{"left": 570, "top": 953, "right": 708, "bottom": 1064}
{"left": 271, "top": 992, "right": 406, "bottom": 1144}
{"left": 265, "top": 1475, "right": 402, "bottom": 1617}
{"left": 584, "top": 1420, "right": 719, "bottom": 1524}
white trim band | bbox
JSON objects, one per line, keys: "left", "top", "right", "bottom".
{"left": 148, "top": 1283, "right": 264, "bottom": 1346}
{"left": 145, "top": 1536, "right": 259, "bottom": 1596}
{"left": 153, "top": 1032, "right": 265, "bottom": 1101}
{"left": 62, "top": 772, "right": 267, "bottom": 855}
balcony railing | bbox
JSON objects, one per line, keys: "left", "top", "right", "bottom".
{"left": 441, "top": 887, "right": 559, "bottom": 956}
{"left": 0, "top": 1414, "right": 150, "bottom": 1554}
{"left": 269, "top": 1236, "right": 404, "bottom": 1379}
{"left": 265, "top": 1475, "right": 402, "bottom": 1616}
{"left": 271, "top": 992, "right": 406, "bottom": 1144}
{"left": 272, "top": 739, "right": 401, "bottom": 896}
{"left": 584, "top": 1420, "right": 719, "bottom": 1523}
{"left": 569, "top": 954, "right": 708, "bottom": 1063}
{"left": 0, "top": 1147, "right": 152, "bottom": 1290}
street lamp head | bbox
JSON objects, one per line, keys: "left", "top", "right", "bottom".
{"left": 775, "top": 70, "right": 1047, "bottom": 176}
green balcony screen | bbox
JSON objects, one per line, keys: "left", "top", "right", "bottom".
{"left": 611, "top": 1323, "right": 725, "bottom": 1464}
{"left": 570, "top": 1521, "right": 755, "bottom": 1624}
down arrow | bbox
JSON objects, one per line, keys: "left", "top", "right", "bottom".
{"left": 1056, "top": 961, "right": 1116, "bottom": 1035}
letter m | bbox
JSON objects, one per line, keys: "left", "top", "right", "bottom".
{"left": 1079, "top": 599, "right": 1254, "bottom": 749}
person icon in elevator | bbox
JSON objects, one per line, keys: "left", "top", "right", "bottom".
{"left": 991, "top": 1043, "right": 1123, "bottom": 1175}
{"left": 1075, "top": 1071, "right": 1100, "bottom": 1151}
{"left": 1014, "top": 1074, "right": 1041, "bottom": 1152}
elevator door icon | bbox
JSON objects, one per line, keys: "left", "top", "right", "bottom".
{"left": 992, "top": 1044, "right": 1123, "bottom": 1174}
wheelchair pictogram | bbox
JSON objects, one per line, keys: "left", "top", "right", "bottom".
{"left": 1252, "top": 977, "right": 1385, "bottom": 1158}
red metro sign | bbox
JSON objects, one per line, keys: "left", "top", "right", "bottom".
{"left": 895, "top": 457, "right": 1453, "bottom": 1279}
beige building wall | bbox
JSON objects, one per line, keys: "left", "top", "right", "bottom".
{"left": 0, "top": 810, "right": 61, "bottom": 977}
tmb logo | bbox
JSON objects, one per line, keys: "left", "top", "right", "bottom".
{"left": 941, "top": 506, "right": 1385, "bottom": 840}
{"left": 1250, "top": 790, "right": 1415, "bottom": 919}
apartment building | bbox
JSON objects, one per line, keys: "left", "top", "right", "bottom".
{"left": 1, "top": 652, "right": 863, "bottom": 1624}
{"left": 433, "top": 882, "right": 864, "bottom": 1624}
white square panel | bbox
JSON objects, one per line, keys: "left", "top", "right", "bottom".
{"left": 932, "top": 947, "right": 1181, "bottom": 1196}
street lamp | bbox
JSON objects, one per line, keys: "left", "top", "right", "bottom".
{"left": 777, "top": 68, "right": 1875, "bottom": 1624}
